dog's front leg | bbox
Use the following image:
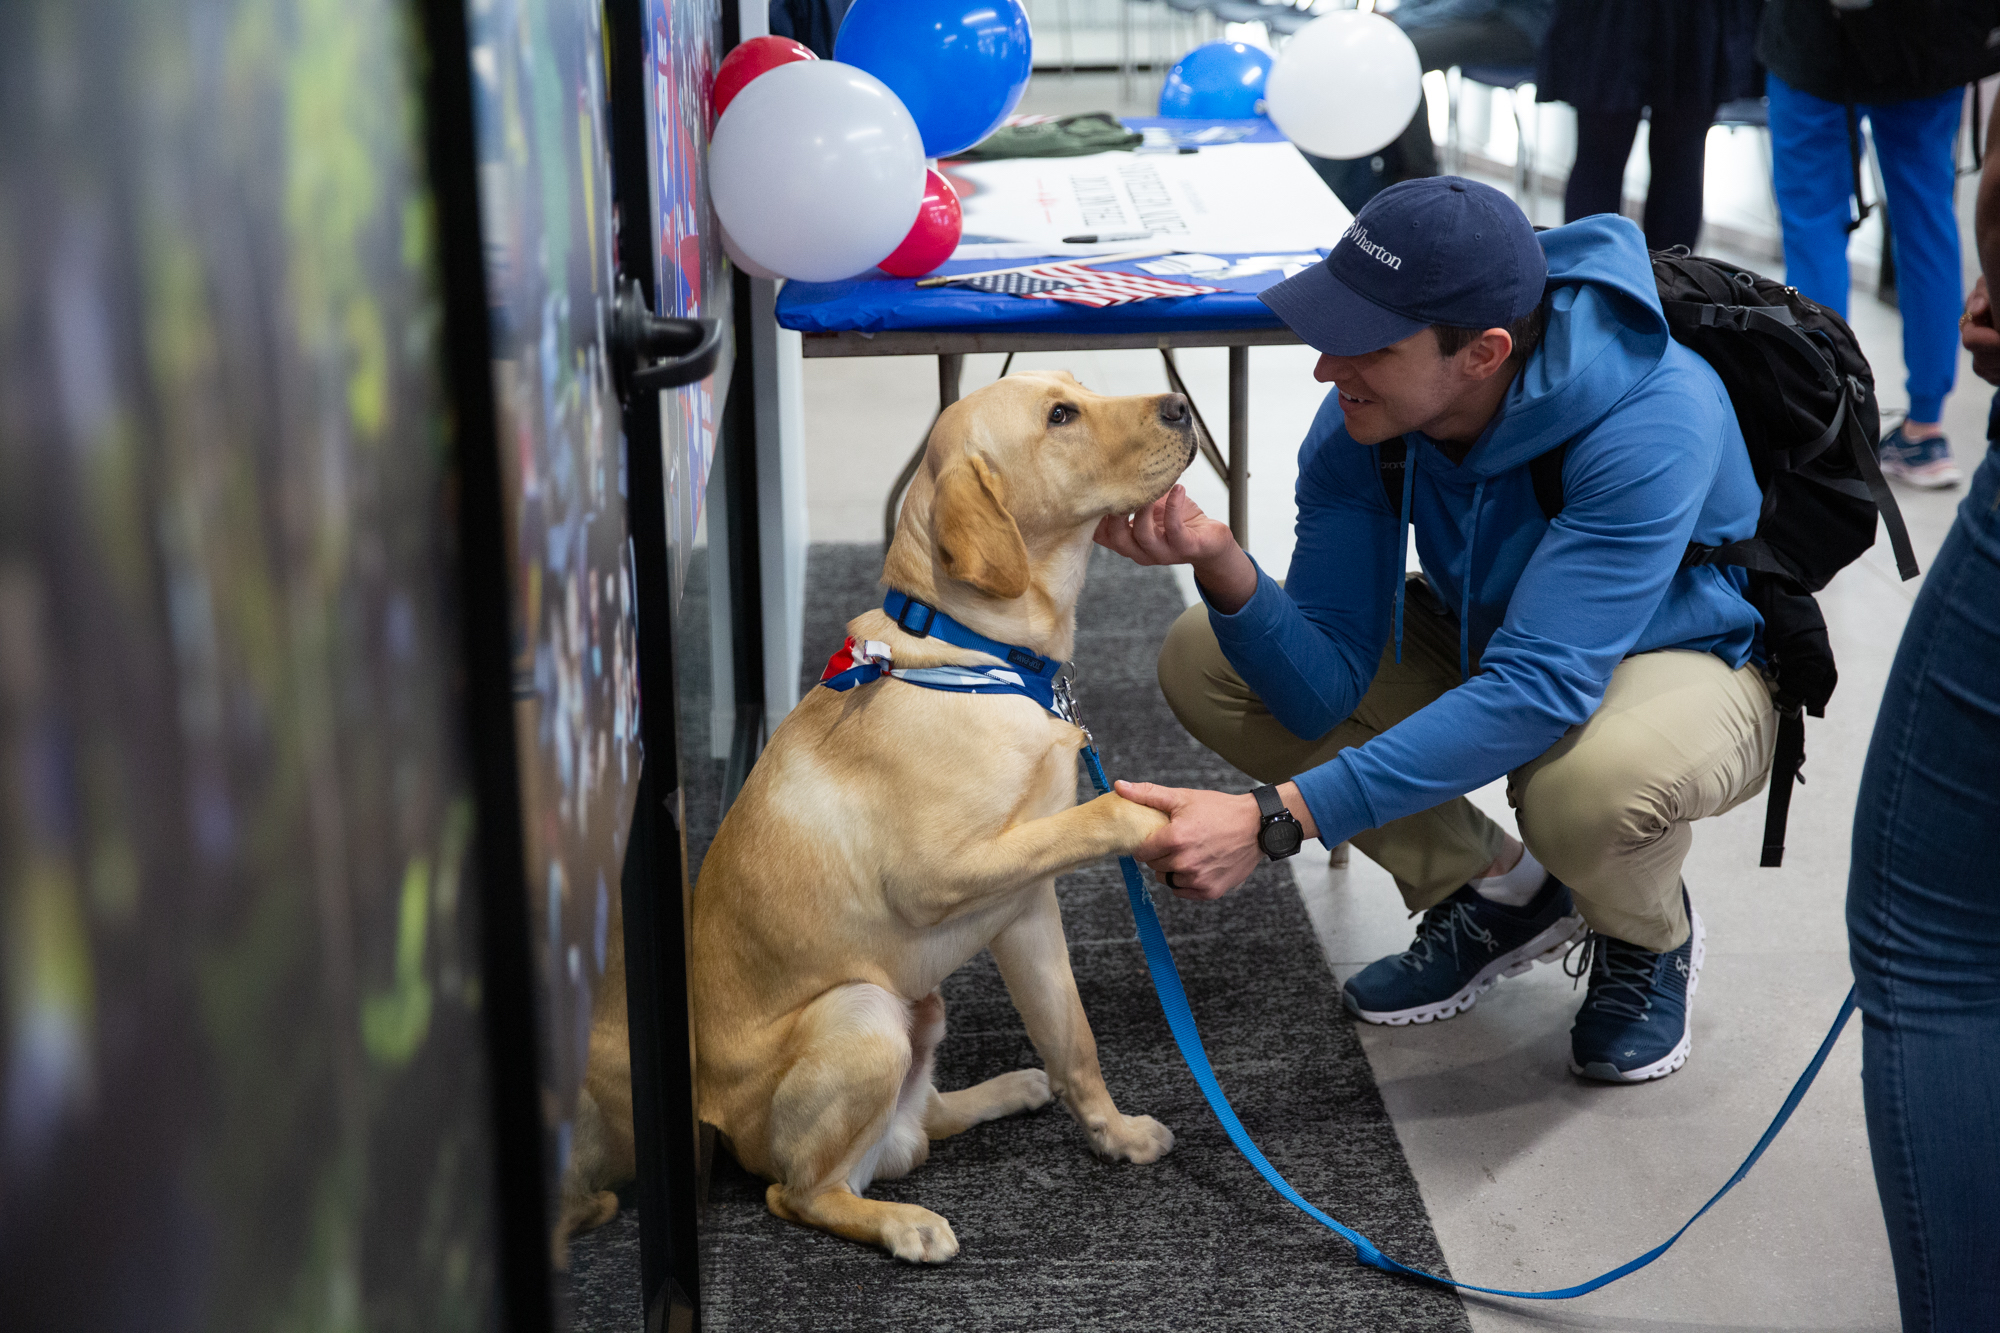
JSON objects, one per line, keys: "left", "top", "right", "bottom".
{"left": 989, "top": 883, "right": 1173, "bottom": 1164}
{"left": 895, "top": 791, "right": 1166, "bottom": 926}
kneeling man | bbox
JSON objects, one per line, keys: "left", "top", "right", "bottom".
{"left": 1098, "top": 178, "right": 1774, "bottom": 1083}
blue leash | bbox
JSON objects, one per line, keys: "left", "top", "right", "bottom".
{"left": 1079, "top": 744, "right": 1860, "bottom": 1300}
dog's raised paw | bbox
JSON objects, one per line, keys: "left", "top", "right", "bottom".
{"left": 882, "top": 1206, "right": 960, "bottom": 1264}
{"left": 1089, "top": 1113, "right": 1175, "bottom": 1164}
{"left": 1112, "top": 793, "right": 1172, "bottom": 844}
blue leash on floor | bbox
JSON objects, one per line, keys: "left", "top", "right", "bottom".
{"left": 1080, "top": 744, "right": 1860, "bottom": 1300}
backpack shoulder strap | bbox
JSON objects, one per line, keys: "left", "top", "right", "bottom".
{"left": 1376, "top": 437, "right": 1407, "bottom": 514}
{"left": 1528, "top": 442, "right": 1567, "bottom": 521}
{"left": 1761, "top": 706, "right": 1806, "bottom": 867}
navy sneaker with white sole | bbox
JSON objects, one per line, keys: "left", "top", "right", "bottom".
{"left": 1567, "top": 885, "right": 1705, "bottom": 1083}
{"left": 1343, "top": 875, "right": 1586, "bottom": 1026}
{"left": 1879, "top": 422, "right": 1963, "bottom": 489}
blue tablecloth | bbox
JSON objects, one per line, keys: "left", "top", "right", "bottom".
{"left": 1119, "top": 115, "right": 1289, "bottom": 145}
{"left": 774, "top": 251, "right": 1325, "bottom": 335}
{"left": 777, "top": 116, "right": 1318, "bottom": 337}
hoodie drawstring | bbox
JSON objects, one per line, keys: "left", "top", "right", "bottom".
{"left": 1459, "top": 478, "right": 1484, "bottom": 681}
{"left": 1391, "top": 449, "right": 1415, "bottom": 664}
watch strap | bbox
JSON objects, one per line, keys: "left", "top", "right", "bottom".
{"left": 1252, "top": 785, "right": 1289, "bottom": 821}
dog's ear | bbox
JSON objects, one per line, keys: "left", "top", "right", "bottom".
{"left": 933, "top": 455, "right": 1029, "bottom": 600}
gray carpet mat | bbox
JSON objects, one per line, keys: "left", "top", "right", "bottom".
{"left": 566, "top": 545, "right": 1469, "bottom": 1332}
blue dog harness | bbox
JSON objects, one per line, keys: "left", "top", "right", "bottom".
{"left": 818, "top": 591, "right": 1860, "bottom": 1299}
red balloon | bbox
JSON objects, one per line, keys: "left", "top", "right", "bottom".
{"left": 712, "top": 36, "right": 818, "bottom": 119}
{"left": 877, "top": 170, "right": 963, "bottom": 278}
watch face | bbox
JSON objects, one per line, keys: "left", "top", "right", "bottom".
{"left": 1261, "top": 818, "right": 1304, "bottom": 858}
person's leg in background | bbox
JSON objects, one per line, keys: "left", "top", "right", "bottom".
{"left": 1765, "top": 72, "right": 1861, "bottom": 318}
{"left": 1847, "top": 439, "right": 2000, "bottom": 1330}
{"left": 1868, "top": 88, "right": 1967, "bottom": 488}
{"left": 1303, "top": 15, "right": 1539, "bottom": 212}
{"left": 1639, "top": 101, "right": 1720, "bottom": 253}
{"left": 1564, "top": 107, "right": 1643, "bottom": 225}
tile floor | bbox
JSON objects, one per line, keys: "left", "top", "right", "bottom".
{"left": 795, "top": 72, "right": 1981, "bottom": 1331}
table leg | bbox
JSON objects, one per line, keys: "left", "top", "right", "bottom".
{"left": 940, "top": 352, "right": 964, "bottom": 408}
{"left": 1227, "top": 344, "right": 1248, "bottom": 547}
{"left": 882, "top": 352, "right": 966, "bottom": 546}
{"left": 1119, "top": 0, "right": 1132, "bottom": 107}
{"left": 1158, "top": 347, "right": 1228, "bottom": 484}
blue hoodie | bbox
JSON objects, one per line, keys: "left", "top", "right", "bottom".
{"left": 1205, "top": 214, "right": 1764, "bottom": 849}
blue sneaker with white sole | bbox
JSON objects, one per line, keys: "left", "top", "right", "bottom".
{"left": 1343, "top": 875, "right": 1586, "bottom": 1026}
{"left": 1878, "top": 423, "right": 1963, "bottom": 489}
{"left": 1567, "top": 885, "right": 1705, "bottom": 1083}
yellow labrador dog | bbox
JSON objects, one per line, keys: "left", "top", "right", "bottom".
{"left": 691, "top": 371, "right": 1197, "bottom": 1263}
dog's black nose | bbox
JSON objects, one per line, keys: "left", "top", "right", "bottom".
{"left": 1159, "top": 394, "right": 1190, "bottom": 425}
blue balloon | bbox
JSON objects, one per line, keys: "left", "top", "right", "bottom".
{"left": 833, "top": 0, "right": 1034, "bottom": 159}
{"left": 1158, "top": 42, "right": 1273, "bottom": 119}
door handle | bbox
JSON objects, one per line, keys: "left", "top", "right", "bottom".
{"left": 610, "top": 276, "right": 723, "bottom": 398}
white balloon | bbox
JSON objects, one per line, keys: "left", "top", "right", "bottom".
{"left": 720, "top": 224, "right": 779, "bottom": 280}
{"left": 1265, "top": 12, "right": 1424, "bottom": 160}
{"left": 709, "top": 61, "right": 926, "bottom": 283}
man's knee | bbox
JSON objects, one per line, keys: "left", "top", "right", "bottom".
{"left": 1156, "top": 604, "right": 1230, "bottom": 723}
{"left": 1160, "top": 600, "right": 1280, "bottom": 756}
{"left": 1515, "top": 743, "right": 1675, "bottom": 883}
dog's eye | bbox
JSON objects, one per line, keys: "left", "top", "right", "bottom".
{"left": 1048, "top": 404, "right": 1076, "bottom": 426}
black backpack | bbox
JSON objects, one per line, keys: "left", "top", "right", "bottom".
{"left": 1378, "top": 249, "right": 1919, "bottom": 867}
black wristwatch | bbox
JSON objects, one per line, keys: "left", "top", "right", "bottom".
{"left": 1252, "top": 785, "right": 1304, "bottom": 860}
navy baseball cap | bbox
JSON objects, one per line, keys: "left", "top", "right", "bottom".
{"left": 1261, "top": 177, "right": 1547, "bottom": 357}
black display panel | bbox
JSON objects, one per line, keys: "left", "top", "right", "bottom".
{"left": 462, "top": 0, "right": 642, "bottom": 1239}
{"left": 0, "top": 0, "right": 508, "bottom": 1328}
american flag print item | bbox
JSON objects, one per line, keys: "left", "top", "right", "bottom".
{"left": 957, "top": 271, "right": 1078, "bottom": 295}
{"left": 958, "top": 262, "right": 1221, "bottom": 307}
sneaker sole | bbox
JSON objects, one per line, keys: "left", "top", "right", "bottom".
{"left": 1344, "top": 912, "right": 1587, "bottom": 1027}
{"left": 1881, "top": 460, "right": 1963, "bottom": 489}
{"left": 1571, "top": 910, "right": 1706, "bottom": 1084}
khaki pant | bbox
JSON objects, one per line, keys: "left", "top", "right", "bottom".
{"left": 1157, "top": 585, "right": 1777, "bottom": 951}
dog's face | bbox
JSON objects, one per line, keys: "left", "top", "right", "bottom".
{"left": 924, "top": 371, "right": 1196, "bottom": 599}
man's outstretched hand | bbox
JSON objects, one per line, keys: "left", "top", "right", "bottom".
{"left": 1093, "top": 485, "right": 1257, "bottom": 613}
{"left": 1113, "top": 780, "right": 1266, "bottom": 900}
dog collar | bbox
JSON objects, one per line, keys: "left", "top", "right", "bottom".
{"left": 879, "top": 591, "right": 1060, "bottom": 683}
{"left": 817, "top": 593, "right": 1073, "bottom": 723}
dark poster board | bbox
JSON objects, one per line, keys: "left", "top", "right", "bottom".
{"left": 0, "top": 0, "right": 507, "bottom": 1328}
{"left": 643, "top": 0, "right": 726, "bottom": 599}
{"left": 601, "top": 0, "right": 731, "bottom": 1319}
{"left": 462, "top": 0, "right": 642, "bottom": 1242}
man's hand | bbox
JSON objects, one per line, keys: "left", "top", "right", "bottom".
{"left": 1966, "top": 276, "right": 2000, "bottom": 386}
{"left": 1113, "top": 780, "right": 1266, "bottom": 900}
{"left": 1093, "top": 483, "right": 1234, "bottom": 566}
{"left": 1093, "top": 485, "right": 1258, "bottom": 612}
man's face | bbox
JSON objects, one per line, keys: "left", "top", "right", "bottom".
{"left": 1312, "top": 328, "right": 1492, "bottom": 446}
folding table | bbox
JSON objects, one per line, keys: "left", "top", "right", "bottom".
{"left": 779, "top": 279, "right": 1306, "bottom": 546}
{"left": 775, "top": 118, "right": 1347, "bottom": 545}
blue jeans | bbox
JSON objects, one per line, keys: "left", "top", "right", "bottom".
{"left": 1766, "top": 74, "right": 1963, "bottom": 423}
{"left": 1848, "top": 436, "right": 2000, "bottom": 1331}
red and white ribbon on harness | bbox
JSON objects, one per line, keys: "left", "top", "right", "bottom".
{"left": 817, "top": 636, "right": 1038, "bottom": 698}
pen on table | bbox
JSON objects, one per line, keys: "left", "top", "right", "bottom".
{"left": 1061, "top": 232, "right": 1153, "bottom": 244}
